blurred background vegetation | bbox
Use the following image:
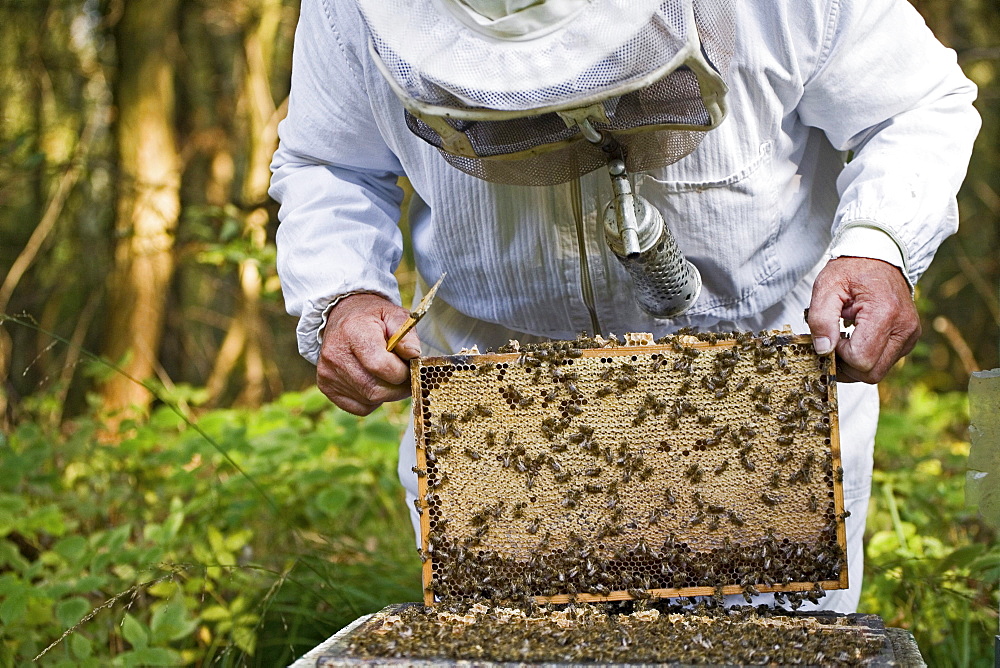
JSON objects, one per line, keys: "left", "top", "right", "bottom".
{"left": 0, "top": 0, "right": 997, "bottom": 665}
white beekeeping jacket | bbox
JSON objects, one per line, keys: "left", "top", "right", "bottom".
{"left": 270, "top": 0, "right": 979, "bottom": 364}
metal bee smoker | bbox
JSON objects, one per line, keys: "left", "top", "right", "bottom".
{"left": 602, "top": 157, "right": 702, "bottom": 317}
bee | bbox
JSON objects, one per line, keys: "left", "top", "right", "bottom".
{"left": 627, "top": 588, "right": 651, "bottom": 600}
{"left": 526, "top": 517, "right": 541, "bottom": 534}
{"left": 672, "top": 358, "right": 694, "bottom": 375}
{"left": 775, "top": 449, "right": 794, "bottom": 464}
{"left": 475, "top": 361, "right": 496, "bottom": 376}
{"left": 739, "top": 454, "right": 756, "bottom": 472}
{"left": 741, "top": 582, "right": 761, "bottom": 603}
{"left": 761, "top": 492, "right": 780, "bottom": 506}
{"left": 809, "top": 493, "right": 819, "bottom": 512}
{"left": 727, "top": 509, "right": 745, "bottom": 527}
{"left": 788, "top": 468, "right": 807, "bottom": 484}
{"left": 632, "top": 407, "right": 648, "bottom": 426}
{"left": 707, "top": 515, "right": 721, "bottom": 531}
{"left": 410, "top": 466, "right": 427, "bottom": 478}
{"left": 427, "top": 471, "right": 449, "bottom": 489}
{"left": 540, "top": 388, "right": 559, "bottom": 405}
{"left": 713, "top": 459, "right": 730, "bottom": 475}
{"left": 769, "top": 471, "right": 782, "bottom": 488}
{"left": 685, "top": 463, "right": 704, "bottom": 483}
{"left": 663, "top": 488, "right": 677, "bottom": 506}
{"left": 463, "top": 447, "right": 481, "bottom": 461}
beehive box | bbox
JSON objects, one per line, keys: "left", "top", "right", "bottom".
{"left": 412, "top": 332, "right": 847, "bottom": 605}
{"left": 306, "top": 602, "right": 916, "bottom": 667}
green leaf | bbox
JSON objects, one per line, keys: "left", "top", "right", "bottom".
{"left": 56, "top": 596, "right": 90, "bottom": 628}
{"left": 361, "top": 418, "right": 403, "bottom": 443}
{"left": 53, "top": 535, "right": 89, "bottom": 564}
{"left": 120, "top": 613, "right": 148, "bottom": 650}
{"left": 70, "top": 632, "right": 93, "bottom": 659}
{"left": 0, "top": 586, "right": 27, "bottom": 625}
{"left": 938, "top": 544, "right": 985, "bottom": 570}
{"left": 231, "top": 625, "right": 257, "bottom": 655}
{"left": 199, "top": 604, "right": 230, "bottom": 622}
{"left": 149, "top": 596, "right": 197, "bottom": 644}
{"left": 314, "top": 487, "right": 351, "bottom": 516}
{"left": 117, "top": 647, "right": 183, "bottom": 666}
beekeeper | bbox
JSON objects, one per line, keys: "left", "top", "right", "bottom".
{"left": 269, "top": 0, "right": 980, "bottom": 612}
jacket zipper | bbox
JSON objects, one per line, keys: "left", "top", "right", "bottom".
{"left": 571, "top": 177, "right": 602, "bottom": 336}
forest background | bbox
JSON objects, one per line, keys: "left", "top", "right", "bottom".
{"left": 0, "top": 0, "right": 998, "bottom": 665}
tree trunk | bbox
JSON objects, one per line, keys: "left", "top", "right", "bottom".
{"left": 100, "top": 0, "right": 181, "bottom": 415}
{"left": 205, "top": 0, "right": 285, "bottom": 406}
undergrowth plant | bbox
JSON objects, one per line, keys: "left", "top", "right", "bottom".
{"left": 0, "top": 387, "right": 421, "bottom": 666}
{"left": 862, "top": 384, "right": 999, "bottom": 667}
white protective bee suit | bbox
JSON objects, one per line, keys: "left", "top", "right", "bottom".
{"left": 270, "top": 0, "right": 980, "bottom": 612}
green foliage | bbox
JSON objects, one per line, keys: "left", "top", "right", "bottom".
{"left": 4, "top": 377, "right": 999, "bottom": 666}
{"left": 0, "top": 389, "right": 421, "bottom": 666}
{"left": 862, "top": 384, "right": 999, "bottom": 667}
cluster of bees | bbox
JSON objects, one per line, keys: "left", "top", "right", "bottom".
{"left": 411, "top": 331, "right": 849, "bottom": 610}
{"left": 346, "top": 600, "right": 887, "bottom": 665}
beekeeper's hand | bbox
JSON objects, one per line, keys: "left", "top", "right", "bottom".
{"left": 807, "top": 257, "right": 920, "bottom": 384}
{"left": 317, "top": 293, "right": 420, "bottom": 415}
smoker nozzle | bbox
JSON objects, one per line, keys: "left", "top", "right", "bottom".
{"left": 602, "top": 159, "right": 702, "bottom": 318}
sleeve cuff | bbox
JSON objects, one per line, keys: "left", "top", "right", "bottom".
{"left": 828, "top": 223, "right": 911, "bottom": 289}
{"left": 296, "top": 290, "right": 396, "bottom": 366}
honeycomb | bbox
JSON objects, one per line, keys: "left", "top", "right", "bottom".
{"left": 411, "top": 332, "right": 848, "bottom": 605}
{"left": 345, "top": 602, "right": 889, "bottom": 665}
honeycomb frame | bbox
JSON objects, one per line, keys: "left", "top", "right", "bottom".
{"left": 411, "top": 333, "right": 848, "bottom": 605}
